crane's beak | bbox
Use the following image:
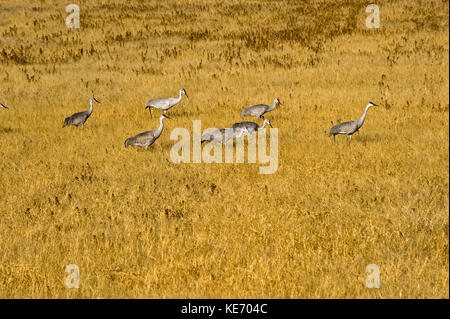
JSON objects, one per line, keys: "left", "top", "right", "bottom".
{"left": 185, "top": 92, "right": 189, "bottom": 98}
{"left": 94, "top": 98, "right": 101, "bottom": 103}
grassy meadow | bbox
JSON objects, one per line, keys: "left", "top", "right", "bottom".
{"left": 0, "top": 0, "right": 448, "bottom": 298}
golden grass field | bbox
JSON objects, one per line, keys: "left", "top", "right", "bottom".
{"left": 0, "top": 0, "right": 448, "bottom": 298}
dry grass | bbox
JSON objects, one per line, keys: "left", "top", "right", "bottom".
{"left": 0, "top": 0, "right": 448, "bottom": 298}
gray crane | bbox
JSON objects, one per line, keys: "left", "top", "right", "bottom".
{"left": 240, "top": 98, "right": 281, "bottom": 119}
{"left": 329, "top": 102, "right": 378, "bottom": 144}
{"left": 201, "top": 127, "right": 249, "bottom": 144}
{"left": 0, "top": 103, "right": 8, "bottom": 110}
{"left": 63, "top": 96, "right": 101, "bottom": 128}
{"left": 232, "top": 119, "right": 273, "bottom": 135}
{"left": 145, "top": 88, "right": 188, "bottom": 117}
{"left": 124, "top": 114, "right": 169, "bottom": 149}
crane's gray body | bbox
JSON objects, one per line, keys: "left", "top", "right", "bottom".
{"left": 329, "top": 102, "right": 377, "bottom": 143}
{"left": 232, "top": 119, "right": 272, "bottom": 134}
{"left": 201, "top": 127, "right": 248, "bottom": 144}
{"left": 232, "top": 121, "right": 260, "bottom": 133}
{"left": 146, "top": 97, "right": 177, "bottom": 111}
{"left": 241, "top": 98, "right": 280, "bottom": 119}
{"left": 145, "top": 88, "right": 188, "bottom": 116}
{"left": 124, "top": 130, "right": 160, "bottom": 149}
{"left": 63, "top": 110, "right": 92, "bottom": 128}
{"left": 329, "top": 120, "right": 361, "bottom": 135}
{"left": 63, "top": 97, "right": 100, "bottom": 128}
{"left": 125, "top": 114, "right": 168, "bottom": 149}
{"left": 0, "top": 103, "right": 8, "bottom": 110}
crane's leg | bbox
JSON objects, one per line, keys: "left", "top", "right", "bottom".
{"left": 146, "top": 140, "right": 155, "bottom": 150}
{"left": 333, "top": 135, "right": 335, "bottom": 143}
{"left": 349, "top": 135, "right": 352, "bottom": 145}
{"left": 149, "top": 107, "right": 152, "bottom": 118}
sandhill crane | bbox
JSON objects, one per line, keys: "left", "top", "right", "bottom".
{"left": 201, "top": 127, "right": 249, "bottom": 144}
{"left": 329, "top": 102, "right": 378, "bottom": 144}
{"left": 63, "top": 96, "right": 101, "bottom": 128}
{"left": 124, "top": 114, "right": 169, "bottom": 149}
{"left": 0, "top": 103, "right": 8, "bottom": 110}
{"left": 241, "top": 98, "right": 281, "bottom": 119}
{"left": 145, "top": 88, "right": 188, "bottom": 117}
{"left": 232, "top": 119, "right": 273, "bottom": 134}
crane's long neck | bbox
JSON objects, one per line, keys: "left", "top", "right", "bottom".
{"left": 176, "top": 90, "right": 183, "bottom": 104}
{"left": 357, "top": 104, "right": 372, "bottom": 127}
{"left": 267, "top": 100, "right": 277, "bottom": 112}
{"left": 258, "top": 121, "right": 268, "bottom": 130}
{"left": 87, "top": 100, "right": 94, "bottom": 115}
{"left": 155, "top": 117, "right": 165, "bottom": 136}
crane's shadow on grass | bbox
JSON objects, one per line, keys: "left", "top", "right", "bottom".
{"left": 0, "top": 127, "right": 21, "bottom": 134}
{"left": 124, "top": 146, "right": 155, "bottom": 152}
{"left": 170, "top": 110, "right": 199, "bottom": 118}
{"left": 124, "top": 142, "right": 169, "bottom": 153}
{"left": 146, "top": 110, "right": 198, "bottom": 119}
{"left": 331, "top": 133, "right": 381, "bottom": 145}
{"left": 357, "top": 133, "right": 382, "bottom": 145}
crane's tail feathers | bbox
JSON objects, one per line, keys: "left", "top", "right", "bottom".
{"left": 63, "top": 118, "right": 70, "bottom": 128}
{"left": 201, "top": 136, "right": 211, "bottom": 144}
{"left": 125, "top": 137, "right": 137, "bottom": 148}
{"left": 329, "top": 126, "right": 339, "bottom": 136}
